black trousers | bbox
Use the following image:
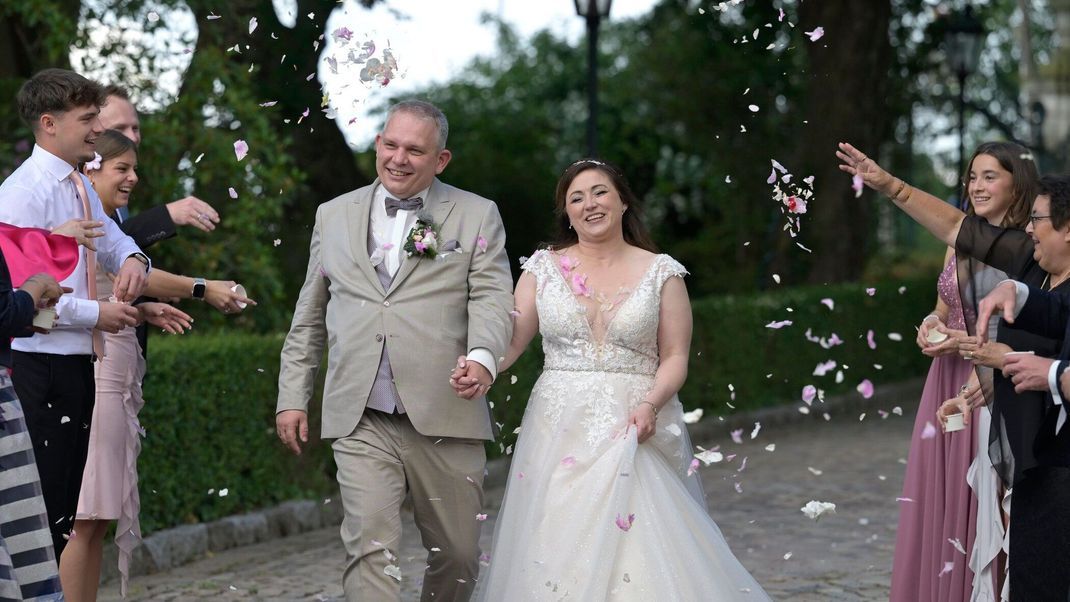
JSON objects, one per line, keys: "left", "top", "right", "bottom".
{"left": 1008, "top": 466, "right": 1070, "bottom": 601}
{"left": 11, "top": 350, "right": 94, "bottom": 557}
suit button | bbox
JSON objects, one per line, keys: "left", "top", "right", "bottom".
{"left": 383, "top": 301, "right": 390, "bottom": 307}
{"left": 375, "top": 334, "right": 384, "bottom": 342}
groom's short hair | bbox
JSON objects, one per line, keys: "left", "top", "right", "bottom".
{"left": 385, "top": 100, "right": 449, "bottom": 151}
{"left": 17, "top": 68, "right": 106, "bottom": 131}
{"left": 1040, "top": 175, "right": 1070, "bottom": 230}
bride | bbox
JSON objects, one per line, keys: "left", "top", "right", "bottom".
{"left": 456, "top": 159, "right": 770, "bottom": 600}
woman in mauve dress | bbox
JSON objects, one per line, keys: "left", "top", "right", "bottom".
{"left": 839, "top": 141, "right": 1038, "bottom": 601}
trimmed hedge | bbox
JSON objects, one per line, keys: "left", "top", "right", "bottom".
{"left": 137, "top": 277, "right": 934, "bottom": 534}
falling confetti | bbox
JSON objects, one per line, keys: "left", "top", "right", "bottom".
{"left": 615, "top": 513, "right": 636, "bottom": 532}
{"left": 856, "top": 379, "right": 874, "bottom": 399}
{"left": 800, "top": 500, "right": 836, "bottom": 520}
{"left": 233, "top": 139, "right": 249, "bottom": 161}
{"left": 804, "top": 27, "right": 825, "bottom": 41}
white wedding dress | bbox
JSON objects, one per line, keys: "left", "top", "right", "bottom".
{"left": 478, "top": 250, "right": 770, "bottom": 601}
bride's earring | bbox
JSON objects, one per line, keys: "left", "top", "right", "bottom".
{"left": 568, "top": 223, "right": 573, "bottom": 230}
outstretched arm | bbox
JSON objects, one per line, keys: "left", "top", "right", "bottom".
{"left": 837, "top": 142, "right": 966, "bottom": 246}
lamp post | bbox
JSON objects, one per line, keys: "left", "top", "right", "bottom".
{"left": 944, "top": 5, "right": 985, "bottom": 186}
{"left": 574, "top": 0, "right": 612, "bottom": 157}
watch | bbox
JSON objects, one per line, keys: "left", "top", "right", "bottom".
{"left": 130, "top": 252, "right": 150, "bottom": 272}
{"left": 192, "top": 277, "right": 207, "bottom": 300}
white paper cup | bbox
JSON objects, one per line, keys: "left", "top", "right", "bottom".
{"left": 945, "top": 413, "right": 965, "bottom": 432}
{"left": 231, "top": 284, "right": 248, "bottom": 310}
{"left": 32, "top": 307, "right": 57, "bottom": 331}
{"left": 925, "top": 329, "right": 948, "bottom": 344}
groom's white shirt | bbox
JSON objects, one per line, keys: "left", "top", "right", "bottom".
{"left": 370, "top": 184, "right": 496, "bottom": 378}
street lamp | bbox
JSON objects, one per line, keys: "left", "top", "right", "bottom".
{"left": 944, "top": 5, "right": 985, "bottom": 186}
{"left": 574, "top": 0, "right": 613, "bottom": 157}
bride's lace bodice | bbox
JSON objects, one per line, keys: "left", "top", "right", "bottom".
{"left": 522, "top": 249, "right": 688, "bottom": 376}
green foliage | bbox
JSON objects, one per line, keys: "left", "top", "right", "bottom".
{"left": 130, "top": 45, "right": 302, "bottom": 332}
{"left": 137, "top": 332, "right": 333, "bottom": 535}
{"left": 489, "top": 276, "right": 933, "bottom": 457}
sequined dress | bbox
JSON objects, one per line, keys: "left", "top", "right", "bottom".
{"left": 478, "top": 250, "right": 769, "bottom": 601}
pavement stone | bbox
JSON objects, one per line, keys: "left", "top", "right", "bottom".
{"left": 100, "top": 379, "right": 922, "bottom": 601}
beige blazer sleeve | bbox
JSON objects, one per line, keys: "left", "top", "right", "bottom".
{"left": 465, "top": 201, "right": 514, "bottom": 368}
{"left": 276, "top": 204, "right": 329, "bottom": 414}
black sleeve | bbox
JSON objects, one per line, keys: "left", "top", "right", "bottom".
{"left": 0, "top": 249, "right": 37, "bottom": 339}
{"left": 1011, "top": 284, "right": 1070, "bottom": 340}
{"left": 120, "top": 204, "right": 177, "bottom": 249}
{"left": 956, "top": 215, "right": 1035, "bottom": 275}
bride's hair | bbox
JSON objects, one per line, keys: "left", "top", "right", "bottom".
{"left": 548, "top": 159, "right": 658, "bottom": 253}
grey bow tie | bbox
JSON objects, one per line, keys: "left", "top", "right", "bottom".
{"left": 385, "top": 196, "right": 423, "bottom": 217}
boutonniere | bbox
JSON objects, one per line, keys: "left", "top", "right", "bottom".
{"left": 404, "top": 211, "right": 441, "bottom": 259}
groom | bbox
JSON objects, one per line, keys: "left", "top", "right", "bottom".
{"left": 276, "top": 99, "right": 513, "bottom": 600}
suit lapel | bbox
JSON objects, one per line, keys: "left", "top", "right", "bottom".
{"left": 386, "top": 179, "right": 456, "bottom": 296}
{"left": 347, "top": 182, "right": 386, "bottom": 295}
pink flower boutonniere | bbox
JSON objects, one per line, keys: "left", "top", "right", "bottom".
{"left": 404, "top": 212, "right": 441, "bottom": 259}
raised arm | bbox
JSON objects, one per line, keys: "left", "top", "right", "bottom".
{"left": 837, "top": 142, "right": 965, "bottom": 246}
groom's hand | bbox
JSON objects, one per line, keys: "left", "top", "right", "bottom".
{"left": 450, "top": 356, "right": 492, "bottom": 400}
{"left": 276, "top": 410, "right": 309, "bottom": 455}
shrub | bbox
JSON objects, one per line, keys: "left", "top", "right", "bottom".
{"left": 138, "top": 277, "right": 934, "bottom": 533}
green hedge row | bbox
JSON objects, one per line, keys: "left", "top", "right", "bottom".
{"left": 137, "top": 277, "right": 934, "bottom": 534}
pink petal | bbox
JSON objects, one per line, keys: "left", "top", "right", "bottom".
{"left": 805, "top": 27, "right": 825, "bottom": 41}
{"left": 820, "top": 298, "right": 834, "bottom": 310}
{"left": 801, "top": 385, "right": 817, "bottom": 405}
{"left": 731, "top": 429, "right": 744, "bottom": 444}
{"left": 477, "top": 236, "right": 488, "bottom": 253}
{"left": 856, "top": 379, "right": 874, "bottom": 399}
{"left": 937, "top": 561, "right": 954, "bottom": 577}
{"left": 560, "top": 456, "right": 576, "bottom": 467}
{"left": 867, "top": 329, "right": 877, "bottom": 350}
{"left": 228, "top": 187, "right": 238, "bottom": 199}
{"left": 233, "top": 139, "right": 249, "bottom": 161}
{"left": 865, "top": 287, "right": 876, "bottom": 296}
{"left": 687, "top": 458, "right": 700, "bottom": 476}
{"left": 765, "top": 320, "right": 793, "bottom": 329}
{"left": 851, "top": 174, "right": 864, "bottom": 198}
{"left": 921, "top": 421, "right": 938, "bottom": 439}
{"left": 475, "top": 513, "right": 487, "bottom": 521}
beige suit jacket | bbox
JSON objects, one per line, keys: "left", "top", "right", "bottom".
{"left": 277, "top": 178, "right": 514, "bottom": 440}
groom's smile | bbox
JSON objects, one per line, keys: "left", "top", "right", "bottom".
{"left": 374, "top": 109, "right": 452, "bottom": 199}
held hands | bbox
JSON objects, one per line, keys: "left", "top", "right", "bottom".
{"left": 95, "top": 301, "right": 139, "bottom": 334}
{"left": 139, "top": 302, "right": 193, "bottom": 334}
{"left": 1002, "top": 353, "right": 1054, "bottom": 393}
{"left": 167, "top": 196, "right": 220, "bottom": 232}
{"left": 112, "top": 257, "right": 149, "bottom": 302}
{"left": 835, "top": 142, "right": 896, "bottom": 196}
{"left": 957, "top": 338, "right": 1011, "bottom": 369}
{"left": 975, "top": 280, "right": 1019, "bottom": 341}
{"left": 51, "top": 219, "right": 104, "bottom": 250}
{"left": 205, "top": 280, "right": 256, "bottom": 314}
{"left": 276, "top": 410, "right": 309, "bottom": 455}
{"left": 449, "top": 356, "right": 492, "bottom": 400}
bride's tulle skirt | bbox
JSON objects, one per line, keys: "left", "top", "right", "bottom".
{"left": 478, "top": 370, "right": 770, "bottom": 601}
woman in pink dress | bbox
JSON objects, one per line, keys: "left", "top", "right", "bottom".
{"left": 843, "top": 142, "right": 1037, "bottom": 601}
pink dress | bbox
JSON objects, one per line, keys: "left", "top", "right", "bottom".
{"left": 890, "top": 256, "right": 981, "bottom": 601}
{"left": 75, "top": 270, "right": 146, "bottom": 596}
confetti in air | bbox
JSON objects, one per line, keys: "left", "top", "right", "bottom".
{"left": 768, "top": 159, "right": 814, "bottom": 240}
{"left": 800, "top": 500, "right": 836, "bottom": 521}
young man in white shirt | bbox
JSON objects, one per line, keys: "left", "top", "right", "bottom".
{"left": 0, "top": 68, "right": 148, "bottom": 563}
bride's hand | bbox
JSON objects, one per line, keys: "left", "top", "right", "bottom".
{"left": 627, "top": 403, "right": 658, "bottom": 444}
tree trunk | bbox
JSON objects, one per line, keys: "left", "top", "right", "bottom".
{"left": 791, "top": 0, "right": 893, "bottom": 283}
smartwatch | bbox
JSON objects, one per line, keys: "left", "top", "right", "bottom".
{"left": 130, "top": 252, "right": 150, "bottom": 272}
{"left": 192, "top": 277, "right": 207, "bottom": 300}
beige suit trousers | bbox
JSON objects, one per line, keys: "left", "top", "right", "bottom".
{"left": 333, "top": 410, "right": 486, "bottom": 601}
